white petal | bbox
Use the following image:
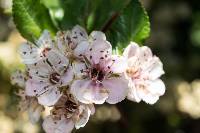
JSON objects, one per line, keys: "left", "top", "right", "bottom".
{"left": 142, "top": 94, "right": 159, "bottom": 105}
{"left": 88, "top": 104, "right": 95, "bottom": 115}
{"left": 71, "top": 80, "right": 109, "bottom": 104}
{"left": 37, "top": 86, "right": 62, "bottom": 106}
{"left": 46, "top": 50, "right": 69, "bottom": 73}
{"left": 56, "top": 31, "right": 71, "bottom": 54}
{"left": 73, "top": 41, "right": 89, "bottom": 57}
{"left": 106, "top": 55, "right": 127, "bottom": 73}
{"left": 139, "top": 46, "right": 153, "bottom": 60}
{"left": 43, "top": 116, "right": 74, "bottom": 133}
{"left": 127, "top": 81, "right": 142, "bottom": 103}
{"left": 86, "top": 40, "right": 112, "bottom": 64}
{"left": 37, "top": 30, "right": 53, "bottom": 48}
{"left": 75, "top": 105, "right": 91, "bottom": 129}
{"left": 61, "top": 66, "right": 74, "bottom": 86}
{"left": 71, "top": 25, "right": 88, "bottom": 44}
{"left": 123, "top": 42, "right": 139, "bottom": 59}
{"left": 11, "top": 70, "right": 26, "bottom": 88}
{"left": 27, "top": 61, "right": 51, "bottom": 81}
{"left": 103, "top": 77, "right": 128, "bottom": 104}
{"left": 28, "top": 104, "right": 44, "bottom": 124}
{"left": 127, "top": 79, "right": 165, "bottom": 104}
{"left": 90, "top": 31, "right": 106, "bottom": 41}
{"left": 19, "top": 43, "right": 40, "bottom": 64}
{"left": 72, "top": 61, "right": 86, "bottom": 78}
{"left": 144, "top": 57, "right": 165, "bottom": 80}
{"left": 146, "top": 79, "right": 166, "bottom": 96}
{"left": 25, "top": 79, "right": 48, "bottom": 96}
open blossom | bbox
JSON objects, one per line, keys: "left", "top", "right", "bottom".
{"left": 11, "top": 71, "right": 44, "bottom": 123}
{"left": 11, "top": 70, "right": 27, "bottom": 88}
{"left": 11, "top": 24, "right": 166, "bottom": 133}
{"left": 17, "top": 90, "right": 44, "bottom": 123}
{"left": 56, "top": 25, "right": 89, "bottom": 59}
{"left": 123, "top": 42, "right": 165, "bottom": 104}
{"left": 71, "top": 31, "right": 128, "bottom": 104}
{"left": 43, "top": 92, "right": 95, "bottom": 133}
{"left": 19, "top": 30, "right": 55, "bottom": 64}
{"left": 25, "top": 51, "right": 74, "bottom": 106}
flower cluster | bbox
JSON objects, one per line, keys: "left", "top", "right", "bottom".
{"left": 11, "top": 25, "right": 165, "bottom": 133}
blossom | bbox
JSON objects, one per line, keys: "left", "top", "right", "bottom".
{"left": 11, "top": 71, "right": 44, "bottom": 123}
{"left": 19, "top": 30, "right": 55, "bottom": 64}
{"left": 56, "top": 25, "right": 89, "bottom": 59}
{"left": 17, "top": 90, "right": 44, "bottom": 123}
{"left": 11, "top": 70, "right": 27, "bottom": 88}
{"left": 25, "top": 51, "right": 74, "bottom": 106}
{"left": 123, "top": 42, "right": 165, "bottom": 104}
{"left": 42, "top": 92, "right": 95, "bottom": 133}
{"left": 71, "top": 31, "right": 128, "bottom": 104}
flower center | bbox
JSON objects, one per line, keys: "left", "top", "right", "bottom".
{"left": 91, "top": 68, "right": 105, "bottom": 82}
{"left": 42, "top": 47, "right": 51, "bottom": 57}
{"left": 126, "top": 68, "right": 140, "bottom": 79}
{"left": 49, "top": 73, "right": 61, "bottom": 84}
{"left": 64, "top": 99, "right": 78, "bottom": 114}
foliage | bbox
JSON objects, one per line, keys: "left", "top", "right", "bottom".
{"left": 12, "top": 0, "right": 150, "bottom": 49}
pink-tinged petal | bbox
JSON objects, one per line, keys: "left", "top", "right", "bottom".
{"left": 75, "top": 105, "right": 91, "bottom": 129}
{"left": 105, "top": 55, "right": 127, "bottom": 74}
{"left": 46, "top": 50, "right": 69, "bottom": 73}
{"left": 27, "top": 61, "right": 51, "bottom": 81}
{"left": 146, "top": 79, "right": 166, "bottom": 96}
{"left": 19, "top": 43, "right": 40, "bottom": 64}
{"left": 71, "top": 25, "right": 88, "bottom": 44}
{"left": 127, "top": 82, "right": 142, "bottom": 103}
{"left": 25, "top": 79, "right": 48, "bottom": 96}
{"left": 134, "top": 82, "right": 161, "bottom": 105}
{"left": 71, "top": 80, "right": 109, "bottom": 104}
{"left": 88, "top": 104, "right": 95, "bottom": 115}
{"left": 72, "top": 61, "right": 86, "bottom": 78}
{"left": 144, "top": 57, "right": 164, "bottom": 80}
{"left": 61, "top": 66, "right": 74, "bottom": 86}
{"left": 132, "top": 47, "right": 152, "bottom": 67}
{"left": 28, "top": 104, "right": 44, "bottom": 124}
{"left": 37, "top": 30, "right": 53, "bottom": 47}
{"left": 37, "top": 87, "right": 62, "bottom": 106}
{"left": 123, "top": 42, "right": 139, "bottom": 59}
{"left": 11, "top": 70, "right": 26, "bottom": 88}
{"left": 103, "top": 77, "right": 128, "bottom": 104}
{"left": 73, "top": 41, "right": 89, "bottom": 57}
{"left": 86, "top": 40, "right": 112, "bottom": 64}
{"left": 56, "top": 31, "right": 71, "bottom": 54}
{"left": 43, "top": 116, "right": 74, "bottom": 133}
{"left": 139, "top": 46, "right": 153, "bottom": 60}
{"left": 90, "top": 31, "right": 106, "bottom": 41}
{"left": 142, "top": 94, "right": 159, "bottom": 105}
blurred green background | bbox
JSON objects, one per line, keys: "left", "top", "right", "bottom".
{"left": 0, "top": 0, "right": 200, "bottom": 133}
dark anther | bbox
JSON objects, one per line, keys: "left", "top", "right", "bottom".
{"left": 50, "top": 73, "right": 61, "bottom": 84}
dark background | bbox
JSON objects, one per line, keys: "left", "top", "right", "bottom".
{"left": 0, "top": 0, "right": 200, "bottom": 132}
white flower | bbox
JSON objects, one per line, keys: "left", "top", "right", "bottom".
{"left": 123, "top": 42, "right": 165, "bottom": 104}
{"left": 71, "top": 31, "right": 128, "bottom": 104}
{"left": 19, "top": 30, "right": 55, "bottom": 64}
{"left": 42, "top": 92, "right": 95, "bottom": 133}
{"left": 25, "top": 51, "right": 74, "bottom": 106}
{"left": 56, "top": 25, "right": 89, "bottom": 59}
{"left": 11, "top": 70, "right": 27, "bottom": 88}
{"left": 17, "top": 90, "right": 44, "bottom": 124}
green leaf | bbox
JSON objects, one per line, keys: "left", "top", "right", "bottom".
{"left": 12, "top": 0, "right": 57, "bottom": 42}
{"left": 105, "top": 0, "right": 150, "bottom": 49}
{"left": 60, "top": 0, "right": 130, "bottom": 32}
{"left": 60, "top": 0, "right": 150, "bottom": 49}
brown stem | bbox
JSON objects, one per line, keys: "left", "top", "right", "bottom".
{"left": 101, "top": 12, "right": 120, "bottom": 32}
{"left": 101, "top": 0, "right": 131, "bottom": 32}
